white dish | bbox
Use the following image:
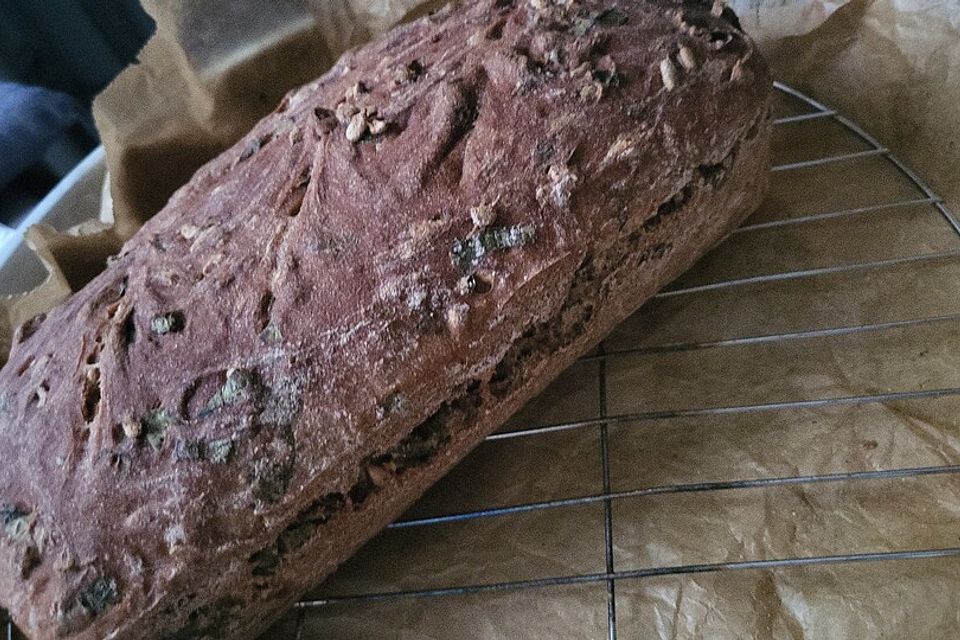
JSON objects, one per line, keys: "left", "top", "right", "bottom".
{"left": 0, "top": 145, "right": 106, "bottom": 296}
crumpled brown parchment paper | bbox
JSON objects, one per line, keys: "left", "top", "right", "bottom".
{"left": 5, "top": 0, "right": 960, "bottom": 638}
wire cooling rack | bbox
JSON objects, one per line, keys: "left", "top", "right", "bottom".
{"left": 7, "top": 82, "right": 960, "bottom": 639}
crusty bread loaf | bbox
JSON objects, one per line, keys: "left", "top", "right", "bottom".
{"left": 0, "top": 0, "right": 771, "bottom": 637}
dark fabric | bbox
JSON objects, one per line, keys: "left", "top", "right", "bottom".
{"left": 0, "top": 82, "right": 90, "bottom": 192}
{"left": 0, "top": 0, "right": 153, "bottom": 101}
{"left": 0, "top": 0, "right": 153, "bottom": 210}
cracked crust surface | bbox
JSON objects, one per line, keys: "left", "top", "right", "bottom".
{"left": 0, "top": 0, "right": 771, "bottom": 637}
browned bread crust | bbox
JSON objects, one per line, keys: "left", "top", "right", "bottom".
{"left": 0, "top": 0, "right": 771, "bottom": 637}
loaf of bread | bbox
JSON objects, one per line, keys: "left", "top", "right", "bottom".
{"left": 0, "top": 0, "right": 771, "bottom": 637}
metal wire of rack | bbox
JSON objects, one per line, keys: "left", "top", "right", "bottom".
{"left": 5, "top": 82, "right": 960, "bottom": 639}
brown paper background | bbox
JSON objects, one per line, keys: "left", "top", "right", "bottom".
{"left": 5, "top": 1, "right": 960, "bottom": 638}
{"left": 762, "top": 0, "right": 960, "bottom": 210}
